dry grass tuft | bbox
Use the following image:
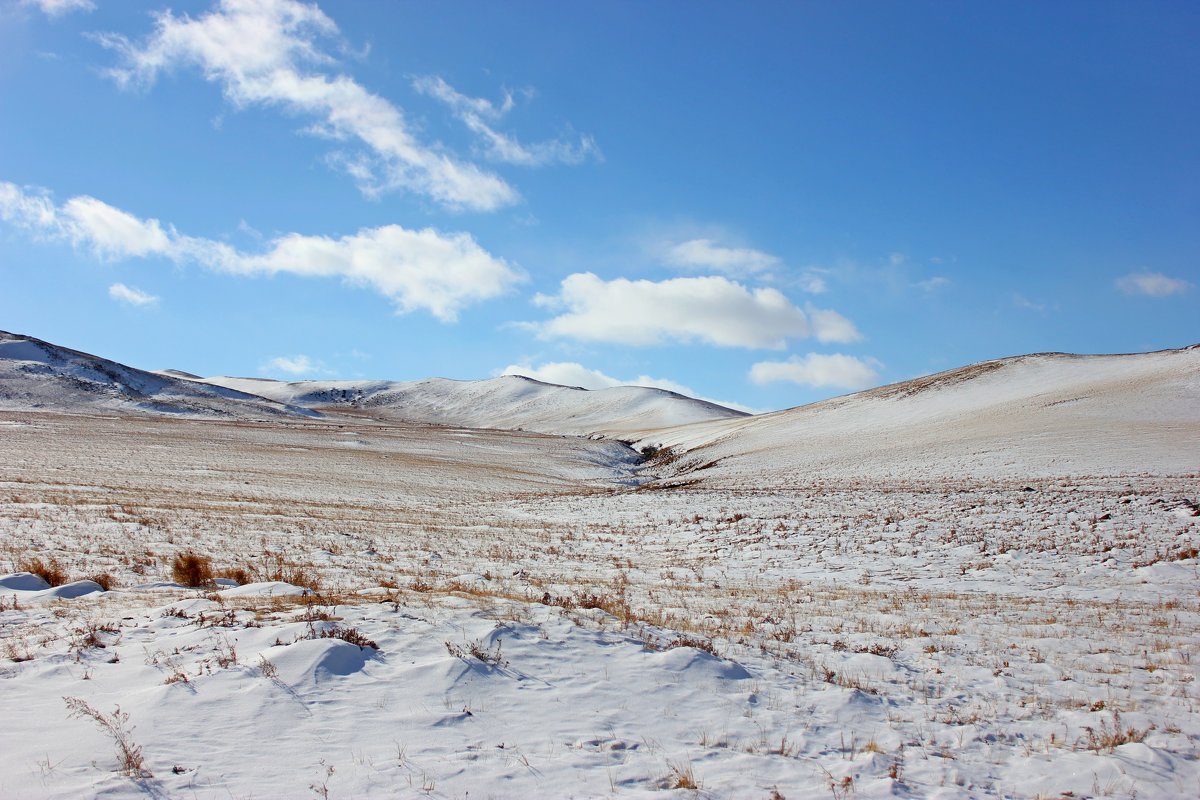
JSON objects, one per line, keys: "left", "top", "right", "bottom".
{"left": 63, "top": 697, "right": 151, "bottom": 778}
{"left": 667, "top": 759, "right": 698, "bottom": 789}
{"left": 88, "top": 573, "right": 117, "bottom": 591}
{"left": 171, "top": 551, "right": 214, "bottom": 588}
{"left": 18, "top": 557, "right": 69, "bottom": 587}
{"left": 1081, "top": 711, "right": 1148, "bottom": 752}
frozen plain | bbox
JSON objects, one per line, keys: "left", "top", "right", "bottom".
{"left": 0, "top": 335, "right": 1198, "bottom": 799}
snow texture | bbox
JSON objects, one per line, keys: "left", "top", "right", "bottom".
{"left": 0, "top": 333, "right": 1197, "bottom": 798}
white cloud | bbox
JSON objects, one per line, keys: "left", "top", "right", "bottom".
{"left": 663, "top": 238, "right": 780, "bottom": 276}
{"left": 262, "top": 354, "right": 324, "bottom": 376}
{"left": 412, "top": 76, "right": 598, "bottom": 167}
{"left": 0, "top": 181, "right": 523, "bottom": 321}
{"left": 750, "top": 353, "right": 882, "bottom": 390}
{"left": 1116, "top": 271, "right": 1192, "bottom": 297}
{"left": 22, "top": 0, "right": 94, "bottom": 16}
{"left": 526, "top": 273, "right": 860, "bottom": 349}
{"left": 806, "top": 305, "right": 862, "bottom": 344}
{"left": 108, "top": 283, "right": 159, "bottom": 307}
{"left": 97, "top": 0, "right": 517, "bottom": 211}
{"left": 63, "top": 196, "right": 173, "bottom": 258}
{"left": 500, "top": 361, "right": 756, "bottom": 413}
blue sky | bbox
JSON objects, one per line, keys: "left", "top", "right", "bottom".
{"left": 1, "top": 0, "right": 1196, "bottom": 412}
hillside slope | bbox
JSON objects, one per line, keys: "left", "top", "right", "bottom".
{"left": 639, "top": 346, "right": 1200, "bottom": 484}
{"left": 199, "top": 374, "right": 747, "bottom": 439}
{"left": 0, "top": 331, "right": 315, "bottom": 419}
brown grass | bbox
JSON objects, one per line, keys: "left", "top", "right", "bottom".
{"left": 18, "top": 557, "right": 69, "bottom": 587}
{"left": 171, "top": 551, "right": 214, "bottom": 588}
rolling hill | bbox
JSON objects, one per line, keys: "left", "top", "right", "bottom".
{"left": 0, "top": 331, "right": 315, "bottom": 419}
{"left": 196, "top": 374, "right": 748, "bottom": 439}
{"left": 637, "top": 346, "right": 1200, "bottom": 484}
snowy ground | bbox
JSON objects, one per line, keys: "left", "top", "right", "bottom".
{"left": 1, "top": 409, "right": 1197, "bottom": 798}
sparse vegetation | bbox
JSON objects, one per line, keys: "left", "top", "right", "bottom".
{"left": 1082, "top": 712, "right": 1148, "bottom": 752}
{"left": 445, "top": 638, "right": 505, "bottom": 666}
{"left": 2, "top": 397, "right": 1196, "bottom": 798}
{"left": 63, "top": 697, "right": 151, "bottom": 778}
{"left": 304, "top": 623, "right": 378, "bottom": 650}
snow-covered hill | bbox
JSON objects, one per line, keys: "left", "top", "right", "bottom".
{"left": 0, "top": 331, "right": 315, "bottom": 419}
{"left": 3, "top": 337, "right": 1198, "bottom": 799}
{"left": 198, "top": 374, "right": 748, "bottom": 439}
{"left": 639, "top": 346, "right": 1200, "bottom": 483}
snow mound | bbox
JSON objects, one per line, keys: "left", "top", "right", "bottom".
{"left": 0, "top": 578, "right": 106, "bottom": 601}
{"left": 218, "top": 581, "right": 313, "bottom": 598}
{"left": 265, "top": 638, "right": 375, "bottom": 686}
{"left": 647, "top": 645, "right": 752, "bottom": 680}
{"left": 0, "top": 571, "right": 51, "bottom": 591}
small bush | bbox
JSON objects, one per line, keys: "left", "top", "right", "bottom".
{"left": 171, "top": 551, "right": 214, "bottom": 588}
{"left": 18, "top": 557, "right": 68, "bottom": 587}
{"left": 89, "top": 573, "right": 117, "bottom": 591}
{"left": 221, "top": 567, "right": 252, "bottom": 586}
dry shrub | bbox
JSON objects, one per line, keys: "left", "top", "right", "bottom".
{"left": 220, "top": 567, "right": 252, "bottom": 586}
{"left": 307, "top": 624, "right": 378, "bottom": 650}
{"left": 665, "top": 635, "right": 718, "bottom": 656}
{"left": 171, "top": 551, "right": 214, "bottom": 588}
{"left": 18, "top": 557, "right": 69, "bottom": 587}
{"left": 254, "top": 553, "right": 322, "bottom": 591}
{"left": 63, "top": 697, "right": 151, "bottom": 778}
{"left": 88, "top": 573, "right": 117, "bottom": 591}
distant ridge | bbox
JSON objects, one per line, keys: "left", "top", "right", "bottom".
{"left": 199, "top": 373, "right": 748, "bottom": 439}
{"left": 0, "top": 331, "right": 316, "bottom": 420}
{"left": 0, "top": 330, "right": 746, "bottom": 439}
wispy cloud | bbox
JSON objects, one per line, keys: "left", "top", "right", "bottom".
{"left": 524, "top": 272, "right": 860, "bottom": 349}
{"left": 107, "top": 282, "right": 159, "bottom": 307}
{"left": 749, "top": 353, "right": 882, "bottom": 390}
{"left": 914, "top": 276, "right": 950, "bottom": 292}
{"left": 797, "top": 271, "right": 828, "bottom": 294}
{"left": 662, "top": 238, "right": 780, "bottom": 277}
{"left": 1011, "top": 293, "right": 1047, "bottom": 313}
{"left": 412, "top": 76, "right": 599, "bottom": 167}
{"left": 1116, "top": 271, "right": 1192, "bottom": 297}
{"left": 97, "top": 0, "right": 517, "bottom": 210}
{"left": 500, "top": 360, "right": 757, "bottom": 413}
{"left": 261, "top": 354, "right": 328, "bottom": 376}
{"left": 21, "top": 0, "right": 94, "bottom": 17}
{"left": 0, "top": 180, "right": 523, "bottom": 321}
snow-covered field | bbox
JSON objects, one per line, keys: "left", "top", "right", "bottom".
{"left": 1, "top": 338, "right": 1198, "bottom": 798}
